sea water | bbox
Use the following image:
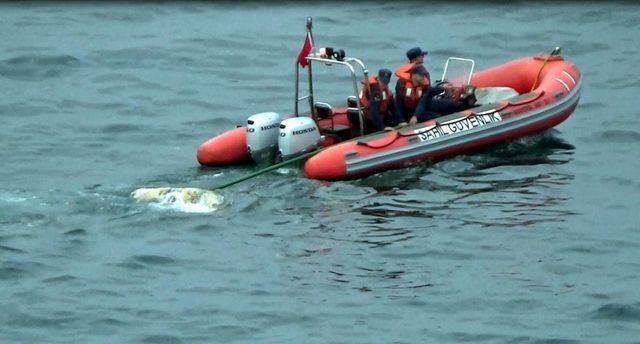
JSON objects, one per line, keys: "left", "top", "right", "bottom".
{"left": 1, "top": 2, "right": 639, "bottom": 343}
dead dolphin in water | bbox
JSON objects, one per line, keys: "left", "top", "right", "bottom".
{"left": 131, "top": 187, "right": 224, "bottom": 213}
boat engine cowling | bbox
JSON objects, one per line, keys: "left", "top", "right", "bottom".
{"left": 246, "top": 112, "right": 283, "bottom": 164}
{"left": 278, "top": 117, "right": 321, "bottom": 160}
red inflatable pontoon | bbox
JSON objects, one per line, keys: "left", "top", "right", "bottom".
{"left": 304, "top": 54, "right": 581, "bottom": 180}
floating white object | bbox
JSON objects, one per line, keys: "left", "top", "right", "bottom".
{"left": 131, "top": 187, "right": 224, "bottom": 213}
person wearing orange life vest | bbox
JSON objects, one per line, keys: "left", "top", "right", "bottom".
{"left": 406, "top": 46, "right": 427, "bottom": 65}
{"left": 395, "top": 64, "right": 432, "bottom": 124}
{"left": 412, "top": 64, "right": 471, "bottom": 122}
{"left": 394, "top": 47, "right": 431, "bottom": 123}
{"left": 395, "top": 47, "right": 429, "bottom": 84}
{"left": 359, "top": 69, "right": 405, "bottom": 134}
{"left": 398, "top": 63, "right": 471, "bottom": 124}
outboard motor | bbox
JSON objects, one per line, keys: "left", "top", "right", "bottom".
{"left": 246, "top": 112, "right": 282, "bottom": 165}
{"left": 278, "top": 117, "right": 321, "bottom": 161}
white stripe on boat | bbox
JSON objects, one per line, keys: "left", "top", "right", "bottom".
{"left": 562, "top": 70, "right": 576, "bottom": 85}
{"left": 555, "top": 78, "right": 571, "bottom": 92}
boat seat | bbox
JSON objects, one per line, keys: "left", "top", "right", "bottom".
{"left": 347, "top": 107, "right": 366, "bottom": 136}
{"left": 314, "top": 102, "right": 334, "bottom": 119}
{"left": 314, "top": 102, "right": 351, "bottom": 139}
{"left": 347, "top": 96, "right": 358, "bottom": 108}
{"left": 321, "top": 123, "right": 352, "bottom": 142}
{"left": 474, "top": 87, "right": 519, "bottom": 105}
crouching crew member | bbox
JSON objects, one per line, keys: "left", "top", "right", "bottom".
{"left": 395, "top": 63, "right": 431, "bottom": 124}
{"left": 395, "top": 47, "right": 430, "bottom": 123}
{"left": 418, "top": 81, "right": 477, "bottom": 121}
{"left": 360, "top": 68, "right": 405, "bottom": 134}
{"left": 402, "top": 64, "right": 474, "bottom": 123}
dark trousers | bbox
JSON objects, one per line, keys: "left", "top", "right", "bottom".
{"left": 363, "top": 115, "right": 402, "bottom": 135}
{"left": 415, "top": 93, "right": 464, "bottom": 122}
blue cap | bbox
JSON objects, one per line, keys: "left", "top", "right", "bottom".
{"left": 406, "top": 47, "right": 428, "bottom": 61}
{"left": 378, "top": 68, "right": 392, "bottom": 84}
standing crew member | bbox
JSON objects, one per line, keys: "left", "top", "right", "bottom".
{"left": 360, "top": 68, "right": 405, "bottom": 133}
{"left": 394, "top": 47, "right": 429, "bottom": 87}
{"left": 406, "top": 46, "right": 427, "bottom": 65}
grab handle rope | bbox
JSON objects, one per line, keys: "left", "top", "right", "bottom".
{"left": 356, "top": 130, "right": 400, "bottom": 148}
{"left": 531, "top": 47, "right": 562, "bottom": 92}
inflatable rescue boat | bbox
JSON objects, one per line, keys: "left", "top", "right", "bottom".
{"left": 197, "top": 18, "right": 581, "bottom": 181}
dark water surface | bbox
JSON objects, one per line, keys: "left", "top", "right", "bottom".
{"left": 2, "top": 2, "right": 640, "bottom": 343}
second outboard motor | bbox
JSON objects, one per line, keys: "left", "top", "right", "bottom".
{"left": 278, "top": 117, "right": 321, "bottom": 161}
{"left": 246, "top": 112, "right": 282, "bottom": 165}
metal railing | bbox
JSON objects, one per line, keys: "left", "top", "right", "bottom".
{"left": 293, "top": 17, "right": 369, "bottom": 136}
{"left": 442, "top": 57, "right": 475, "bottom": 86}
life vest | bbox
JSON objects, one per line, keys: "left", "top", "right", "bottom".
{"left": 394, "top": 63, "right": 414, "bottom": 81}
{"left": 395, "top": 62, "right": 431, "bottom": 87}
{"left": 401, "top": 79, "right": 425, "bottom": 110}
{"left": 395, "top": 63, "right": 429, "bottom": 109}
{"left": 359, "top": 76, "right": 393, "bottom": 114}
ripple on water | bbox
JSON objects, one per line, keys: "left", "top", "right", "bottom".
{"left": 357, "top": 226, "right": 417, "bottom": 248}
{"left": 133, "top": 254, "right": 177, "bottom": 266}
{"left": 363, "top": 170, "right": 575, "bottom": 229}
{"left": 0, "top": 266, "right": 29, "bottom": 280}
{"left": 175, "top": 36, "right": 288, "bottom": 54}
{"left": 64, "top": 228, "right": 87, "bottom": 236}
{"left": 151, "top": 98, "right": 222, "bottom": 112}
{"left": 577, "top": 9, "right": 617, "bottom": 23}
{"left": 611, "top": 14, "right": 640, "bottom": 28}
{"left": 591, "top": 303, "right": 640, "bottom": 322}
{"left": 4, "top": 311, "right": 79, "bottom": 329}
{"left": 139, "top": 334, "right": 183, "bottom": 344}
{"left": 42, "top": 275, "right": 79, "bottom": 284}
{"left": 315, "top": 182, "right": 378, "bottom": 201}
{"left": 91, "top": 317, "right": 129, "bottom": 327}
{"left": 607, "top": 79, "right": 640, "bottom": 90}
{"left": 88, "top": 10, "right": 156, "bottom": 23}
{"left": 358, "top": 201, "right": 432, "bottom": 220}
{"left": 578, "top": 101, "right": 606, "bottom": 111}
{"left": 561, "top": 41, "right": 611, "bottom": 56}
{"left": 90, "top": 47, "right": 174, "bottom": 69}
{"left": 99, "top": 123, "right": 144, "bottom": 134}
{"left": 0, "top": 244, "right": 26, "bottom": 254}
{"left": 598, "top": 130, "right": 640, "bottom": 143}
{"left": 181, "top": 117, "right": 240, "bottom": 127}
{"left": 0, "top": 54, "right": 81, "bottom": 81}
{"left": 0, "top": 102, "right": 53, "bottom": 117}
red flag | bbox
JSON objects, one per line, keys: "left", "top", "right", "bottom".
{"left": 297, "top": 34, "right": 312, "bottom": 68}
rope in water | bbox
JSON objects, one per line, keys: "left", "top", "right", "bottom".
{"left": 214, "top": 147, "right": 325, "bottom": 190}
{"left": 214, "top": 127, "right": 395, "bottom": 190}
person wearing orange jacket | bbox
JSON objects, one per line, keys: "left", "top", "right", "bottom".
{"left": 406, "top": 46, "right": 427, "bottom": 65}
{"left": 398, "top": 62, "right": 470, "bottom": 124}
{"left": 395, "top": 65, "right": 431, "bottom": 123}
{"left": 360, "top": 68, "right": 405, "bottom": 134}
{"left": 394, "top": 47, "right": 429, "bottom": 85}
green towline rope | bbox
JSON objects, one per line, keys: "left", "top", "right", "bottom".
{"left": 214, "top": 127, "right": 398, "bottom": 190}
{"left": 214, "top": 147, "right": 325, "bottom": 190}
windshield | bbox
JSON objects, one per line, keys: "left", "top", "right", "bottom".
{"left": 442, "top": 57, "right": 475, "bottom": 87}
